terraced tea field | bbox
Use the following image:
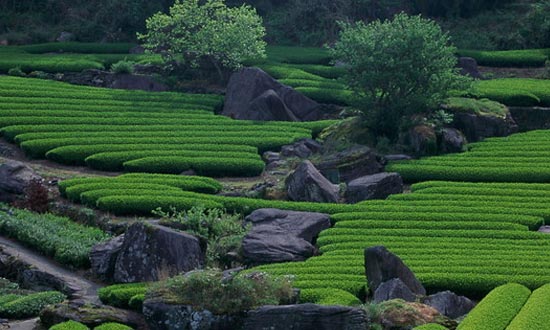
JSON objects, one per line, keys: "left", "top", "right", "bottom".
{"left": 387, "top": 129, "right": 550, "bottom": 182}
{"left": 0, "top": 76, "right": 334, "bottom": 177}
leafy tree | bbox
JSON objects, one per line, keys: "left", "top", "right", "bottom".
{"left": 139, "top": 0, "right": 266, "bottom": 81}
{"left": 330, "top": 13, "right": 471, "bottom": 141}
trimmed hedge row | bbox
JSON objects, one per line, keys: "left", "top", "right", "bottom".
{"left": 98, "top": 283, "right": 148, "bottom": 310}
{"left": 0, "top": 206, "right": 110, "bottom": 267}
{"left": 413, "top": 324, "right": 448, "bottom": 330}
{"left": 458, "top": 49, "right": 549, "bottom": 67}
{"left": 59, "top": 173, "right": 222, "bottom": 196}
{"left": 18, "top": 42, "right": 136, "bottom": 54}
{"left": 123, "top": 156, "right": 265, "bottom": 177}
{"left": 506, "top": 284, "right": 550, "bottom": 330}
{"left": 476, "top": 79, "right": 550, "bottom": 107}
{"left": 0, "top": 291, "right": 66, "bottom": 319}
{"left": 85, "top": 150, "right": 261, "bottom": 171}
{"left": 299, "top": 288, "right": 362, "bottom": 306}
{"left": 50, "top": 321, "right": 90, "bottom": 330}
{"left": 46, "top": 144, "right": 258, "bottom": 166}
{"left": 457, "top": 283, "right": 531, "bottom": 330}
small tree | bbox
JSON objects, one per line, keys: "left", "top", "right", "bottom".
{"left": 138, "top": 0, "right": 266, "bottom": 82}
{"left": 330, "top": 13, "right": 471, "bottom": 141}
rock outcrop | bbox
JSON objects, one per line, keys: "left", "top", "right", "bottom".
{"left": 286, "top": 160, "right": 340, "bottom": 203}
{"left": 242, "top": 304, "right": 369, "bottom": 330}
{"left": 90, "top": 223, "right": 205, "bottom": 283}
{"left": 222, "top": 67, "right": 323, "bottom": 122}
{"left": 143, "top": 299, "right": 242, "bottom": 330}
{"left": 373, "top": 278, "right": 417, "bottom": 303}
{"left": 451, "top": 111, "right": 518, "bottom": 142}
{"left": 438, "top": 127, "right": 467, "bottom": 154}
{"left": 0, "top": 160, "right": 41, "bottom": 202}
{"left": 316, "top": 145, "right": 383, "bottom": 183}
{"left": 457, "top": 57, "right": 482, "bottom": 79}
{"left": 424, "top": 291, "right": 476, "bottom": 319}
{"left": 345, "top": 172, "right": 403, "bottom": 203}
{"left": 242, "top": 209, "right": 330, "bottom": 265}
{"left": 365, "top": 246, "right": 426, "bottom": 296}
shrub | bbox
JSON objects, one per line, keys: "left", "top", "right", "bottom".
{"left": 152, "top": 269, "right": 294, "bottom": 315}
{"left": 110, "top": 59, "right": 135, "bottom": 74}
{"left": 506, "top": 283, "right": 550, "bottom": 330}
{"left": 50, "top": 321, "right": 89, "bottom": 330}
{"left": 12, "top": 178, "right": 50, "bottom": 213}
{"left": 299, "top": 288, "right": 361, "bottom": 306}
{"left": 98, "top": 283, "right": 148, "bottom": 309}
{"left": 0, "top": 291, "right": 66, "bottom": 319}
{"left": 93, "top": 323, "right": 132, "bottom": 330}
{"left": 457, "top": 283, "right": 531, "bottom": 330}
{"left": 413, "top": 324, "right": 448, "bottom": 330}
{"left": 156, "top": 207, "right": 248, "bottom": 268}
{"left": 0, "top": 207, "right": 110, "bottom": 267}
{"left": 330, "top": 13, "right": 471, "bottom": 140}
{"left": 139, "top": 0, "right": 266, "bottom": 81}
{"left": 7, "top": 67, "right": 25, "bottom": 77}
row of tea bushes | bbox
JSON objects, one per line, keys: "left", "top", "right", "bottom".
{"left": 387, "top": 130, "right": 550, "bottom": 183}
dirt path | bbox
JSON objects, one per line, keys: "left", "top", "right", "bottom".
{"left": 0, "top": 235, "right": 103, "bottom": 302}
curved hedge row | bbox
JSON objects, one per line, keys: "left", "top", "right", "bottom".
{"left": 457, "top": 283, "right": 531, "bottom": 330}
{"left": 506, "top": 284, "right": 550, "bottom": 330}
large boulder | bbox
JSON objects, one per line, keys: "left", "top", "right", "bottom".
{"left": 242, "top": 304, "right": 369, "bottom": 330}
{"left": 316, "top": 145, "right": 383, "bottom": 183}
{"left": 423, "top": 291, "right": 476, "bottom": 319}
{"left": 143, "top": 299, "right": 243, "bottom": 330}
{"left": 99, "top": 223, "right": 205, "bottom": 283}
{"left": 438, "top": 127, "right": 467, "bottom": 154}
{"left": 451, "top": 111, "right": 518, "bottom": 142}
{"left": 373, "top": 278, "right": 417, "bottom": 303}
{"left": 89, "top": 235, "right": 125, "bottom": 282}
{"left": 40, "top": 300, "right": 147, "bottom": 330}
{"left": 345, "top": 172, "right": 403, "bottom": 203}
{"left": 0, "top": 160, "right": 41, "bottom": 202}
{"left": 222, "top": 67, "right": 324, "bottom": 122}
{"left": 286, "top": 160, "right": 340, "bottom": 203}
{"left": 242, "top": 209, "right": 331, "bottom": 265}
{"left": 457, "top": 57, "right": 482, "bottom": 79}
{"left": 365, "top": 246, "right": 426, "bottom": 296}
{"left": 280, "top": 138, "right": 323, "bottom": 159}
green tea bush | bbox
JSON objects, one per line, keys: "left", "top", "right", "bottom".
{"left": 457, "top": 283, "right": 530, "bottom": 330}
{"left": 98, "top": 283, "right": 148, "bottom": 309}
{"left": 457, "top": 49, "right": 549, "bottom": 67}
{"left": 110, "top": 59, "right": 135, "bottom": 74}
{"left": 156, "top": 207, "right": 248, "bottom": 268}
{"left": 506, "top": 284, "right": 550, "bottom": 330}
{"left": 50, "top": 321, "right": 89, "bottom": 330}
{"left": 0, "top": 207, "right": 109, "bottom": 267}
{"left": 7, "top": 67, "right": 25, "bottom": 77}
{"left": 413, "top": 324, "right": 448, "bottom": 330}
{"left": 153, "top": 269, "right": 294, "bottom": 315}
{"left": 0, "top": 291, "right": 66, "bottom": 319}
{"left": 93, "top": 323, "right": 132, "bottom": 330}
{"left": 299, "top": 288, "right": 361, "bottom": 306}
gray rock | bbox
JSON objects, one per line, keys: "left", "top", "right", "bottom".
{"left": 365, "top": 246, "right": 426, "bottom": 296}
{"left": 439, "top": 128, "right": 467, "bottom": 153}
{"left": 286, "top": 160, "right": 340, "bottom": 203}
{"left": 384, "top": 154, "right": 413, "bottom": 162}
{"left": 245, "top": 208, "right": 331, "bottom": 242}
{"left": 451, "top": 112, "right": 518, "bottom": 143}
{"left": 316, "top": 145, "right": 383, "bottom": 183}
{"left": 457, "top": 57, "right": 482, "bottom": 79}
{"left": 345, "top": 172, "right": 403, "bottom": 203}
{"left": 263, "top": 151, "right": 281, "bottom": 163}
{"left": 113, "top": 223, "right": 205, "bottom": 283}
{"left": 143, "top": 299, "right": 243, "bottom": 330}
{"left": 374, "top": 278, "right": 417, "bottom": 303}
{"left": 40, "top": 301, "right": 147, "bottom": 330}
{"left": 129, "top": 45, "right": 145, "bottom": 54}
{"left": 406, "top": 125, "right": 438, "bottom": 156}
{"left": 56, "top": 32, "right": 75, "bottom": 42}
{"left": 281, "top": 138, "right": 323, "bottom": 159}
{"left": 89, "top": 235, "right": 125, "bottom": 282}
{"left": 242, "top": 209, "right": 330, "bottom": 265}
{"left": 222, "top": 67, "right": 323, "bottom": 122}
{"left": 0, "top": 160, "right": 41, "bottom": 202}
{"left": 538, "top": 226, "right": 550, "bottom": 233}
{"left": 424, "top": 291, "right": 475, "bottom": 319}
{"left": 111, "top": 74, "right": 169, "bottom": 92}
{"left": 243, "top": 304, "right": 369, "bottom": 330}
